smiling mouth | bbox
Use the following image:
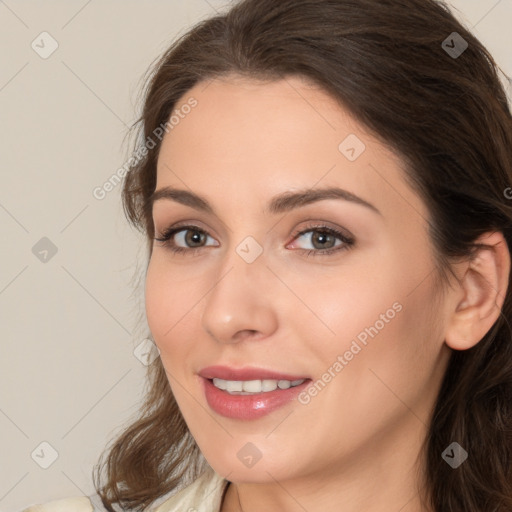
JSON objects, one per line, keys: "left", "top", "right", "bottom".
{"left": 201, "top": 375, "right": 312, "bottom": 420}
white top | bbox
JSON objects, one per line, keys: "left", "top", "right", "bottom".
{"left": 21, "top": 467, "right": 230, "bottom": 512}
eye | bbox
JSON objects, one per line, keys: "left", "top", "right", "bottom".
{"left": 153, "top": 222, "right": 355, "bottom": 257}
{"left": 287, "top": 224, "right": 355, "bottom": 257}
{"left": 154, "top": 225, "right": 219, "bottom": 254}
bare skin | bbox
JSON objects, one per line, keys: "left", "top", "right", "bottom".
{"left": 145, "top": 75, "right": 510, "bottom": 512}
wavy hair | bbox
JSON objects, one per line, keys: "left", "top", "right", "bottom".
{"left": 92, "top": 0, "right": 512, "bottom": 510}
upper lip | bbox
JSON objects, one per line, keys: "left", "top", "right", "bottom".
{"left": 199, "top": 365, "right": 310, "bottom": 381}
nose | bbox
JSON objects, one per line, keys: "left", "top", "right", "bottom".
{"left": 201, "top": 248, "right": 279, "bottom": 345}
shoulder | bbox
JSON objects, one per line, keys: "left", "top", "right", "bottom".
{"left": 20, "top": 469, "right": 229, "bottom": 512}
{"left": 21, "top": 496, "right": 94, "bottom": 512}
{"left": 153, "top": 466, "right": 230, "bottom": 512}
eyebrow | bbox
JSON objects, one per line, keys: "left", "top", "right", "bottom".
{"left": 149, "top": 186, "right": 381, "bottom": 216}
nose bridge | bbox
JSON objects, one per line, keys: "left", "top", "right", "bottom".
{"left": 201, "top": 235, "right": 278, "bottom": 343}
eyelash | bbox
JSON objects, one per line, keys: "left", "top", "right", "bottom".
{"left": 153, "top": 223, "right": 355, "bottom": 257}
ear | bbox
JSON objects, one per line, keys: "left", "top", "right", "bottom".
{"left": 445, "top": 231, "right": 510, "bottom": 351}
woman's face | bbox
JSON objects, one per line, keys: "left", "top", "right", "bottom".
{"left": 146, "top": 75, "right": 453, "bottom": 483}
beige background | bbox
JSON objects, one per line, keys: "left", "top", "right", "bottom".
{"left": 0, "top": 1, "right": 511, "bottom": 511}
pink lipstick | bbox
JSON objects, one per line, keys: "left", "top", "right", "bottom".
{"left": 199, "top": 365, "right": 311, "bottom": 420}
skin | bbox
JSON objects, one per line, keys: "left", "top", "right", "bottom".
{"left": 145, "top": 75, "right": 510, "bottom": 512}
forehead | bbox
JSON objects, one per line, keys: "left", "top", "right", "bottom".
{"left": 161, "top": 75, "right": 361, "bottom": 163}
{"left": 154, "top": 76, "right": 427, "bottom": 223}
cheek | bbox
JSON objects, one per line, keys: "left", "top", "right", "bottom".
{"left": 287, "top": 258, "right": 399, "bottom": 348}
{"left": 145, "top": 260, "right": 169, "bottom": 341}
{"left": 328, "top": 275, "right": 445, "bottom": 423}
{"left": 145, "top": 262, "right": 194, "bottom": 404}
{"left": 145, "top": 257, "right": 194, "bottom": 350}
{"left": 145, "top": 255, "right": 214, "bottom": 384}
{"left": 296, "top": 246, "right": 441, "bottom": 389}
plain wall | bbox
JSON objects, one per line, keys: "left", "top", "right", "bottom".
{"left": 0, "top": 1, "right": 510, "bottom": 511}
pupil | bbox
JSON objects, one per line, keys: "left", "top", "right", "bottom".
{"left": 186, "top": 230, "right": 204, "bottom": 247}
{"left": 313, "top": 232, "right": 333, "bottom": 249}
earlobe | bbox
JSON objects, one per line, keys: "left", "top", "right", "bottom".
{"left": 445, "top": 231, "right": 510, "bottom": 351}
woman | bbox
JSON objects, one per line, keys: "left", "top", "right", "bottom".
{"left": 23, "top": 0, "right": 512, "bottom": 510}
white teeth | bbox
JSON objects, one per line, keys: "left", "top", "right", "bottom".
{"left": 225, "top": 380, "right": 243, "bottom": 393}
{"left": 243, "top": 380, "right": 262, "bottom": 393}
{"left": 212, "top": 378, "right": 306, "bottom": 394}
{"left": 261, "top": 379, "right": 278, "bottom": 392}
{"left": 213, "top": 378, "right": 228, "bottom": 390}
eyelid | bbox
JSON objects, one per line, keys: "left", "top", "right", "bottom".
{"left": 286, "top": 223, "right": 354, "bottom": 254}
{"left": 154, "top": 224, "right": 218, "bottom": 245}
{"left": 154, "top": 219, "right": 217, "bottom": 240}
{"left": 154, "top": 220, "right": 355, "bottom": 256}
{"left": 288, "top": 220, "right": 354, "bottom": 242}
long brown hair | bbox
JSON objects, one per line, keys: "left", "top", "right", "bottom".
{"left": 92, "top": 0, "right": 512, "bottom": 510}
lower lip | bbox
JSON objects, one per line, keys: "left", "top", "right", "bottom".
{"left": 201, "top": 377, "right": 311, "bottom": 420}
